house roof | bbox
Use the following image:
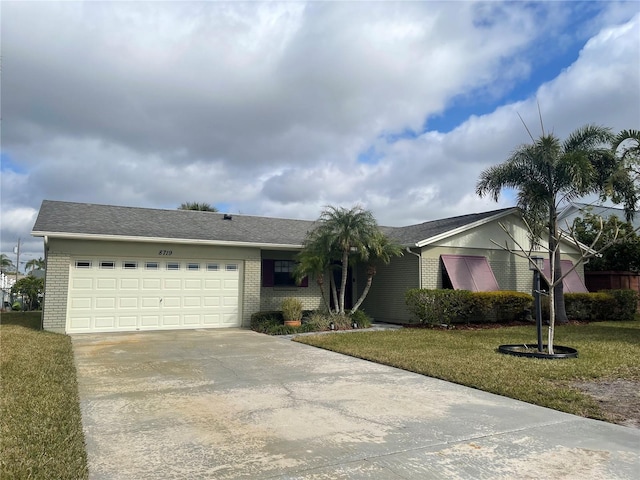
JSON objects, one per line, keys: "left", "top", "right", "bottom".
{"left": 31, "top": 200, "right": 518, "bottom": 248}
{"left": 558, "top": 202, "right": 640, "bottom": 230}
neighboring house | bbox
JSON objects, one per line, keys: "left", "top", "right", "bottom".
{"left": 32, "top": 200, "right": 588, "bottom": 333}
{"left": 557, "top": 202, "right": 640, "bottom": 231}
{"left": 1, "top": 272, "right": 16, "bottom": 308}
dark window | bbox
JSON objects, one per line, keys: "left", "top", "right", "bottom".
{"left": 262, "top": 259, "right": 308, "bottom": 287}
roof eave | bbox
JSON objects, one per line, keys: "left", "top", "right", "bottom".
{"left": 30, "top": 231, "right": 303, "bottom": 250}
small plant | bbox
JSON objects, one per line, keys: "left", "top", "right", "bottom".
{"left": 281, "top": 298, "right": 303, "bottom": 324}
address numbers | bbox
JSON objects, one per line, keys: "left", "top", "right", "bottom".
{"left": 158, "top": 250, "right": 173, "bottom": 256}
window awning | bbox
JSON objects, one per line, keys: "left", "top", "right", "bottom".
{"left": 542, "top": 259, "right": 588, "bottom": 293}
{"left": 441, "top": 255, "right": 500, "bottom": 292}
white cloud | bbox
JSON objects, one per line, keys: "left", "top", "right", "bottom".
{"left": 1, "top": 2, "right": 638, "bottom": 260}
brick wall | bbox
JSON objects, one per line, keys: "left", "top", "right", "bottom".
{"left": 42, "top": 251, "right": 70, "bottom": 333}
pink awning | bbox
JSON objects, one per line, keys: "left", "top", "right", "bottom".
{"left": 441, "top": 255, "right": 500, "bottom": 292}
{"left": 542, "top": 259, "right": 588, "bottom": 293}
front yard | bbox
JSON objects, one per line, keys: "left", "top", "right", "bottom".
{"left": 295, "top": 320, "right": 640, "bottom": 427}
{"left": 1, "top": 313, "right": 637, "bottom": 477}
{"left": 0, "top": 312, "right": 88, "bottom": 479}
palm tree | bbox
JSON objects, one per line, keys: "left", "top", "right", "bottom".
{"left": 25, "top": 257, "right": 45, "bottom": 272}
{"left": 1, "top": 254, "right": 15, "bottom": 274}
{"left": 476, "top": 123, "right": 635, "bottom": 324}
{"left": 610, "top": 129, "right": 640, "bottom": 214}
{"left": 296, "top": 205, "right": 402, "bottom": 315}
{"left": 178, "top": 202, "right": 219, "bottom": 212}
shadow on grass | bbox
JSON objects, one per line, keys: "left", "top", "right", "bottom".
{"left": 0, "top": 311, "right": 42, "bottom": 330}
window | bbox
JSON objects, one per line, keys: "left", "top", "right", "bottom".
{"left": 187, "top": 263, "right": 200, "bottom": 271}
{"left": 261, "top": 259, "right": 307, "bottom": 287}
{"left": 100, "top": 261, "right": 116, "bottom": 269}
{"left": 207, "top": 263, "right": 219, "bottom": 271}
{"left": 145, "top": 262, "right": 159, "bottom": 270}
{"left": 166, "top": 262, "right": 180, "bottom": 270}
{"left": 123, "top": 261, "right": 138, "bottom": 270}
{"left": 75, "top": 260, "right": 92, "bottom": 269}
{"left": 440, "top": 255, "right": 499, "bottom": 292}
{"left": 225, "top": 264, "right": 238, "bottom": 271}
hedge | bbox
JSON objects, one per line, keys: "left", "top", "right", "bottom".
{"left": 405, "top": 289, "right": 533, "bottom": 325}
{"left": 548, "top": 290, "right": 639, "bottom": 322}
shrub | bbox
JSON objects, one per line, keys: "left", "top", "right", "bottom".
{"left": 405, "top": 289, "right": 475, "bottom": 325}
{"left": 599, "top": 290, "right": 639, "bottom": 321}
{"left": 250, "top": 311, "right": 284, "bottom": 333}
{"left": 281, "top": 297, "right": 303, "bottom": 322}
{"left": 348, "top": 309, "right": 373, "bottom": 328}
{"left": 11, "top": 302, "right": 22, "bottom": 312}
{"left": 471, "top": 291, "right": 533, "bottom": 323}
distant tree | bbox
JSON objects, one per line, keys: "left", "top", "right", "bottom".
{"left": 609, "top": 129, "right": 640, "bottom": 213}
{"left": 25, "top": 257, "right": 45, "bottom": 272}
{"left": 11, "top": 276, "right": 44, "bottom": 311}
{"left": 1, "top": 254, "right": 15, "bottom": 274}
{"left": 178, "top": 202, "right": 219, "bottom": 212}
{"left": 573, "top": 213, "right": 640, "bottom": 272}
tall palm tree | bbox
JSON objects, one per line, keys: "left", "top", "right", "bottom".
{"left": 25, "top": 257, "right": 45, "bottom": 272}
{"left": 1, "top": 254, "right": 15, "bottom": 274}
{"left": 178, "top": 202, "right": 219, "bottom": 212}
{"left": 296, "top": 205, "right": 402, "bottom": 315}
{"left": 610, "top": 129, "right": 640, "bottom": 214}
{"left": 476, "top": 124, "right": 635, "bottom": 324}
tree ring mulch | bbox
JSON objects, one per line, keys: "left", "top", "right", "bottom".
{"left": 498, "top": 344, "right": 578, "bottom": 359}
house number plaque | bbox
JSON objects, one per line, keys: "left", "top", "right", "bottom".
{"left": 158, "top": 250, "right": 173, "bottom": 256}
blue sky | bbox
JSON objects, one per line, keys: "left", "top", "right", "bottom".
{"left": 1, "top": 1, "right": 639, "bottom": 264}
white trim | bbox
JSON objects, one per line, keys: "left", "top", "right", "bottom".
{"left": 31, "top": 231, "right": 303, "bottom": 250}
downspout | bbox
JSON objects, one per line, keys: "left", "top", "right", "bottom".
{"left": 42, "top": 236, "right": 48, "bottom": 330}
{"left": 405, "top": 247, "right": 422, "bottom": 289}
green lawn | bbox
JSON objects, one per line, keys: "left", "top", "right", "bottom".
{"left": 0, "top": 312, "right": 88, "bottom": 479}
{"left": 295, "top": 320, "right": 640, "bottom": 421}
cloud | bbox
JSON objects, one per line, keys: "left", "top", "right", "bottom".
{"left": 1, "top": 2, "right": 638, "bottom": 261}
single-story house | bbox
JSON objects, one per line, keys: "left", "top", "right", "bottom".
{"left": 32, "top": 200, "right": 588, "bottom": 333}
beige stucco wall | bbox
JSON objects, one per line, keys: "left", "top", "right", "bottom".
{"left": 42, "top": 238, "right": 264, "bottom": 331}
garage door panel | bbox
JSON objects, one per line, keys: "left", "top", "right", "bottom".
{"left": 162, "top": 297, "right": 181, "bottom": 308}
{"left": 203, "top": 297, "right": 220, "bottom": 307}
{"left": 184, "top": 279, "right": 201, "bottom": 289}
{"left": 95, "top": 316, "right": 115, "bottom": 328}
{"left": 142, "top": 297, "right": 161, "bottom": 308}
{"left": 120, "top": 278, "right": 139, "bottom": 289}
{"left": 96, "top": 278, "right": 117, "bottom": 290}
{"left": 71, "top": 297, "right": 92, "bottom": 309}
{"left": 95, "top": 298, "right": 116, "bottom": 309}
{"left": 119, "top": 297, "right": 138, "bottom": 308}
{"left": 67, "top": 257, "right": 241, "bottom": 333}
{"left": 117, "top": 316, "right": 138, "bottom": 328}
{"left": 163, "top": 279, "right": 181, "bottom": 289}
{"left": 69, "top": 317, "right": 91, "bottom": 330}
{"left": 72, "top": 278, "right": 93, "bottom": 289}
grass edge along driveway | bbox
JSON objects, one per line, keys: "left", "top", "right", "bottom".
{"left": 295, "top": 320, "right": 640, "bottom": 423}
{"left": 1, "top": 313, "right": 88, "bottom": 480}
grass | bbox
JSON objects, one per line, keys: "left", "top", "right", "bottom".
{"left": 295, "top": 320, "right": 640, "bottom": 421}
{"left": 0, "top": 312, "right": 88, "bottom": 479}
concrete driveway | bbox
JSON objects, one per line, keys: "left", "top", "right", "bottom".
{"left": 72, "top": 329, "right": 639, "bottom": 479}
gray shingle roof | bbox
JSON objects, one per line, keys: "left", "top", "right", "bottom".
{"left": 31, "top": 200, "right": 516, "bottom": 247}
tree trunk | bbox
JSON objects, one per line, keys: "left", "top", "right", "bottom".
{"left": 329, "top": 273, "right": 339, "bottom": 315}
{"left": 549, "top": 207, "right": 569, "bottom": 324}
{"left": 339, "top": 250, "right": 349, "bottom": 314}
{"left": 316, "top": 274, "right": 332, "bottom": 313}
{"left": 548, "top": 248, "right": 556, "bottom": 355}
{"left": 351, "top": 266, "right": 375, "bottom": 314}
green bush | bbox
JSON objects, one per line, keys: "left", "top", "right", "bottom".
{"left": 599, "top": 290, "right": 639, "bottom": 321}
{"left": 250, "top": 310, "right": 318, "bottom": 335}
{"left": 11, "top": 302, "right": 22, "bottom": 312}
{"left": 405, "top": 289, "right": 475, "bottom": 325}
{"left": 406, "top": 289, "right": 533, "bottom": 325}
{"left": 348, "top": 309, "right": 373, "bottom": 328}
{"left": 471, "top": 291, "right": 533, "bottom": 323}
{"left": 543, "top": 290, "right": 638, "bottom": 321}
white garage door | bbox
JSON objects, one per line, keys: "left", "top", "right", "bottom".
{"left": 66, "top": 257, "right": 241, "bottom": 333}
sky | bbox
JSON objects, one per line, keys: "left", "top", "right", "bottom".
{"left": 2, "top": 0, "right": 639, "bottom": 270}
